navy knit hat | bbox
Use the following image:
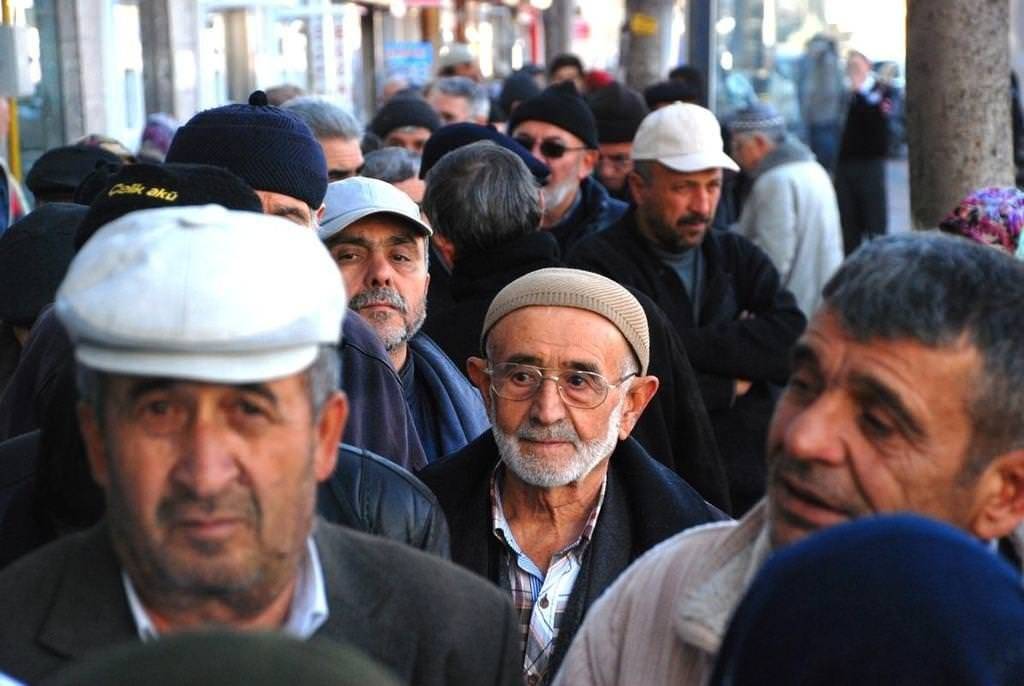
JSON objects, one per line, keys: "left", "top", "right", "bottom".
{"left": 507, "top": 81, "right": 599, "bottom": 149}
{"left": 711, "top": 515, "right": 1024, "bottom": 686}
{"left": 587, "top": 82, "right": 649, "bottom": 144}
{"left": 369, "top": 96, "right": 442, "bottom": 140}
{"left": 165, "top": 90, "right": 327, "bottom": 208}
{"left": 0, "top": 203, "right": 85, "bottom": 326}
{"left": 419, "top": 123, "right": 550, "bottom": 183}
{"left": 75, "top": 163, "right": 263, "bottom": 250}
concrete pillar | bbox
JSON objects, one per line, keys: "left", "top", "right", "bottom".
{"left": 623, "top": 0, "right": 674, "bottom": 90}
{"left": 223, "top": 8, "right": 254, "bottom": 103}
{"left": 33, "top": 0, "right": 75, "bottom": 146}
{"left": 542, "top": 0, "right": 573, "bottom": 65}
{"left": 906, "top": 0, "right": 1013, "bottom": 229}
{"left": 138, "top": 0, "right": 175, "bottom": 116}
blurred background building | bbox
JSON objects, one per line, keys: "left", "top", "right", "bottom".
{"left": 1, "top": 0, "right": 1022, "bottom": 179}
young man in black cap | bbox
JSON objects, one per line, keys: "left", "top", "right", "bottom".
{"left": 586, "top": 82, "right": 649, "bottom": 204}
{"left": 369, "top": 97, "right": 443, "bottom": 154}
{"left": 508, "top": 82, "right": 628, "bottom": 255}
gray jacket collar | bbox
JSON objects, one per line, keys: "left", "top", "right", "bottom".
{"left": 673, "top": 500, "right": 772, "bottom": 654}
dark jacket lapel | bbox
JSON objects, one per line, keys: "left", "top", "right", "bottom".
{"left": 37, "top": 524, "right": 138, "bottom": 659}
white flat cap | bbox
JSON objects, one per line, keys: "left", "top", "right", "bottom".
{"left": 318, "top": 177, "right": 432, "bottom": 243}
{"left": 56, "top": 204, "right": 346, "bottom": 383}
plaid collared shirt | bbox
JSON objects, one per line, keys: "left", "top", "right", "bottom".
{"left": 490, "top": 467, "right": 607, "bottom": 686}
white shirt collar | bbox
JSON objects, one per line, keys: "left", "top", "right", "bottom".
{"left": 121, "top": 536, "right": 328, "bottom": 641}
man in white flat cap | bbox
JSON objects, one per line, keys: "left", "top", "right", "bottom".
{"left": 0, "top": 205, "right": 520, "bottom": 685}
{"left": 568, "top": 102, "right": 806, "bottom": 516}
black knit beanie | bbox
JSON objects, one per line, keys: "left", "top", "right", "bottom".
{"left": 74, "top": 163, "right": 263, "bottom": 250}
{"left": 165, "top": 90, "right": 327, "bottom": 208}
{"left": 0, "top": 203, "right": 85, "bottom": 326}
{"left": 507, "top": 81, "right": 599, "bottom": 149}
{"left": 369, "top": 96, "right": 442, "bottom": 140}
{"left": 587, "top": 82, "right": 649, "bottom": 144}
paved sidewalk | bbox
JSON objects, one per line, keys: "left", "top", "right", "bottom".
{"left": 887, "top": 157, "right": 911, "bottom": 234}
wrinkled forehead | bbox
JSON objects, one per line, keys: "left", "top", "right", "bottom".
{"left": 486, "top": 305, "right": 632, "bottom": 369}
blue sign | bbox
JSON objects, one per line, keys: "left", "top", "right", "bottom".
{"left": 384, "top": 41, "right": 434, "bottom": 86}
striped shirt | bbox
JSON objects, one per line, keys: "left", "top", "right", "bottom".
{"left": 490, "top": 467, "right": 607, "bottom": 685}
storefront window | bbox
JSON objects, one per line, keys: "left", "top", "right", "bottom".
{"left": 710, "top": 0, "right": 905, "bottom": 135}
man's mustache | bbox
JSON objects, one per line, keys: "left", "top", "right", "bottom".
{"left": 677, "top": 212, "right": 711, "bottom": 227}
{"left": 349, "top": 286, "right": 407, "bottom": 313}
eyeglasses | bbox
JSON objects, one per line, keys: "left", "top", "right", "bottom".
{"left": 484, "top": 362, "right": 636, "bottom": 409}
{"left": 513, "top": 136, "right": 588, "bottom": 160}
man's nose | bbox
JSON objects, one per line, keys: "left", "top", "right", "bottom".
{"left": 172, "top": 415, "right": 241, "bottom": 498}
{"left": 690, "top": 187, "right": 714, "bottom": 217}
{"left": 365, "top": 250, "right": 395, "bottom": 287}
{"left": 529, "top": 376, "right": 569, "bottom": 425}
{"left": 780, "top": 391, "right": 848, "bottom": 467}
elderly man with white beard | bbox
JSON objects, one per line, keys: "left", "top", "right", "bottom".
{"left": 418, "top": 267, "right": 722, "bottom": 686}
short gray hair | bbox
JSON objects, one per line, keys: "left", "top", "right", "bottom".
{"left": 422, "top": 141, "right": 541, "bottom": 256}
{"left": 77, "top": 345, "right": 341, "bottom": 425}
{"left": 281, "top": 97, "right": 363, "bottom": 141}
{"left": 429, "top": 76, "right": 490, "bottom": 120}
{"left": 822, "top": 233, "right": 1024, "bottom": 464}
{"left": 360, "top": 147, "right": 421, "bottom": 184}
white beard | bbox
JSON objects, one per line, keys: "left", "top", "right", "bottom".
{"left": 491, "top": 392, "right": 625, "bottom": 488}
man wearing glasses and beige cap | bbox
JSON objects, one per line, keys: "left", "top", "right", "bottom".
{"left": 418, "top": 267, "right": 721, "bottom": 686}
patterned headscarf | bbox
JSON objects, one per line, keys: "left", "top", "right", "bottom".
{"left": 939, "top": 186, "right": 1024, "bottom": 258}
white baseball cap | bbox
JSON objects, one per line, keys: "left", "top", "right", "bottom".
{"left": 318, "top": 177, "right": 432, "bottom": 242}
{"left": 56, "top": 204, "right": 346, "bottom": 383}
{"left": 631, "top": 102, "right": 739, "bottom": 173}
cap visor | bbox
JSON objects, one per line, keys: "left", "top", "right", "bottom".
{"left": 318, "top": 208, "right": 432, "bottom": 242}
{"left": 645, "top": 151, "right": 740, "bottom": 173}
{"left": 75, "top": 344, "right": 320, "bottom": 384}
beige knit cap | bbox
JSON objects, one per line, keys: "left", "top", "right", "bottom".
{"left": 481, "top": 267, "right": 650, "bottom": 375}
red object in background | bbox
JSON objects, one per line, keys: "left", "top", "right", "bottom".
{"left": 573, "top": 16, "right": 590, "bottom": 40}
{"left": 585, "top": 69, "right": 614, "bottom": 91}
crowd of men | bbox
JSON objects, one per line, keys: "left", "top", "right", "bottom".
{"left": 0, "top": 43, "right": 1022, "bottom": 686}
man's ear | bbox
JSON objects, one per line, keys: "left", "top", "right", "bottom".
{"left": 627, "top": 171, "right": 647, "bottom": 203}
{"left": 466, "top": 356, "right": 492, "bottom": 410}
{"left": 617, "top": 375, "right": 660, "bottom": 440}
{"left": 967, "top": 450, "right": 1024, "bottom": 540}
{"left": 315, "top": 203, "right": 326, "bottom": 223}
{"left": 78, "top": 402, "right": 110, "bottom": 489}
{"left": 314, "top": 391, "right": 348, "bottom": 482}
{"left": 431, "top": 234, "right": 457, "bottom": 269}
{"left": 578, "top": 149, "right": 599, "bottom": 178}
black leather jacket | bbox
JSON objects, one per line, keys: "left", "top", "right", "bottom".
{"left": 317, "top": 443, "right": 450, "bottom": 558}
{"left": 0, "top": 436, "right": 450, "bottom": 569}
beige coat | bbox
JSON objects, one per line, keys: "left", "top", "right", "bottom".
{"left": 553, "top": 501, "right": 772, "bottom": 686}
